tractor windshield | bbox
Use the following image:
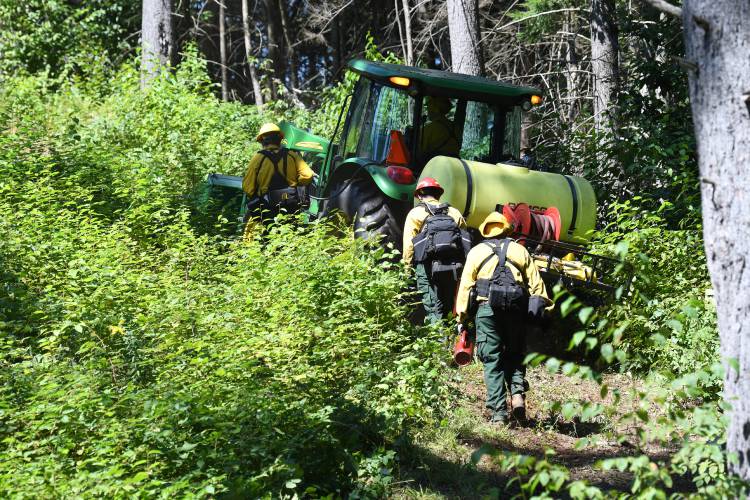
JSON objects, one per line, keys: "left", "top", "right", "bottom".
{"left": 341, "top": 79, "right": 415, "bottom": 163}
{"left": 339, "top": 77, "right": 522, "bottom": 168}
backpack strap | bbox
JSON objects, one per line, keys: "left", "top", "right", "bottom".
{"left": 418, "top": 202, "right": 450, "bottom": 235}
{"left": 477, "top": 240, "right": 500, "bottom": 275}
{"left": 496, "top": 238, "right": 511, "bottom": 268}
{"left": 280, "top": 147, "right": 289, "bottom": 180}
{"left": 257, "top": 147, "right": 291, "bottom": 192}
{"left": 477, "top": 239, "right": 516, "bottom": 277}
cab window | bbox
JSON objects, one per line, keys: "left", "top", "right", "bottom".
{"left": 357, "top": 83, "right": 414, "bottom": 162}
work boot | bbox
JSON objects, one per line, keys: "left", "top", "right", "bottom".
{"left": 490, "top": 412, "right": 509, "bottom": 425}
{"left": 511, "top": 393, "right": 526, "bottom": 422}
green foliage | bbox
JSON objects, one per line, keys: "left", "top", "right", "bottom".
{"left": 0, "top": 0, "right": 139, "bottom": 81}
{"left": 0, "top": 53, "right": 449, "bottom": 496}
{"left": 1, "top": 48, "right": 267, "bottom": 236}
{"left": 476, "top": 448, "right": 573, "bottom": 499}
{"left": 591, "top": 199, "right": 718, "bottom": 380}
{"left": 534, "top": 7, "right": 699, "bottom": 227}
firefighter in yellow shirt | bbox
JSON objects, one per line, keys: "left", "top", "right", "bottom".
{"left": 455, "top": 212, "right": 551, "bottom": 424}
{"left": 242, "top": 123, "right": 314, "bottom": 226}
{"left": 403, "top": 177, "right": 468, "bottom": 324}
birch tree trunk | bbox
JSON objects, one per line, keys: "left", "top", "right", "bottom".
{"left": 241, "top": 0, "right": 264, "bottom": 106}
{"left": 683, "top": 0, "right": 750, "bottom": 480}
{"left": 218, "top": 0, "right": 229, "bottom": 102}
{"left": 141, "top": 0, "right": 174, "bottom": 86}
{"left": 401, "top": 0, "right": 414, "bottom": 65}
{"left": 565, "top": 11, "right": 580, "bottom": 125}
{"left": 589, "top": 0, "right": 619, "bottom": 134}
{"left": 446, "top": 0, "right": 484, "bottom": 76}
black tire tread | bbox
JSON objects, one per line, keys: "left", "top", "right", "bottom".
{"left": 323, "top": 176, "right": 406, "bottom": 250}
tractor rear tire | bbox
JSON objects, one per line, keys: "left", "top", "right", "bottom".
{"left": 324, "top": 176, "right": 406, "bottom": 251}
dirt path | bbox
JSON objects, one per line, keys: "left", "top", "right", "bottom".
{"left": 393, "top": 364, "right": 679, "bottom": 498}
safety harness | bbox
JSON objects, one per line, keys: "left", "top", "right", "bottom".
{"left": 247, "top": 147, "right": 300, "bottom": 215}
{"left": 475, "top": 238, "right": 529, "bottom": 312}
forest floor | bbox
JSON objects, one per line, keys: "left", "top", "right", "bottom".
{"left": 393, "top": 362, "right": 685, "bottom": 498}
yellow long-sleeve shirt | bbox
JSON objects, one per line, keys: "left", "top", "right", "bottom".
{"left": 402, "top": 197, "right": 466, "bottom": 265}
{"left": 420, "top": 118, "right": 461, "bottom": 157}
{"left": 242, "top": 145, "right": 314, "bottom": 197}
{"left": 455, "top": 238, "right": 550, "bottom": 321}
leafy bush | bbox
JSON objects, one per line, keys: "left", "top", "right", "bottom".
{"left": 0, "top": 0, "right": 139, "bottom": 81}
{"left": 591, "top": 199, "right": 718, "bottom": 380}
{"left": 0, "top": 54, "right": 449, "bottom": 497}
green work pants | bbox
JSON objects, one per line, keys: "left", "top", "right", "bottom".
{"left": 475, "top": 304, "right": 527, "bottom": 418}
{"left": 415, "top": 263, "right": 457, "bottom": 325}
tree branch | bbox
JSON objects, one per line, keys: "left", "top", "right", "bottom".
{"left": 641, "top": 0, "right": 682, "bottom": 18}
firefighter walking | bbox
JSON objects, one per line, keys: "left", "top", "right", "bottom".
{"left": 455, "top": 212, "right": 551, "bottom": 424}
{"left": 403, "top": 178, "right": 470, "bottom": 324}
{"left": 242, "top": 123, "right": 314, "bottom": 234}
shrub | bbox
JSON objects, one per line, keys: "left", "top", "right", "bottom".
{"left": 0, "top": 55, "right": 449, "bottom": 497}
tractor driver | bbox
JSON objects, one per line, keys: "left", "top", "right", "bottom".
{"left": 242, "top": 123, "right": 314, "bottom": 229}
{"left": 418, "top": 96, "right": 461, "bottom": 163}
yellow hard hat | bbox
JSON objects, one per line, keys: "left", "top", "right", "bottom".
{"left": 479, "top": 212, "right": 513, "bottom": 238}
{"left": 256, "top": 122, "right": 283, "bottom": 142}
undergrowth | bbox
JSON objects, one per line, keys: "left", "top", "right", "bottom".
{"left": 0, "top": 53, "right": 449, "bottom": 497}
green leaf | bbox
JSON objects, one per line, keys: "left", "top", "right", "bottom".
{"left": 578, "top": 307, "right": 594, "bottom": 326}
{"left": 560, "top": 296, "right": 580, "bottom": 318}
{"left": 569, "top": 330, "right": 586, "bottom": 349}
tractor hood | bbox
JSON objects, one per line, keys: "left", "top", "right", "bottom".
{"left": 279, "top": 121, "right": 330, "bottom": 155}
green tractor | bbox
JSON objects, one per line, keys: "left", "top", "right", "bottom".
{"left": 209, "top": 59, "right": 626, "bottom": 298}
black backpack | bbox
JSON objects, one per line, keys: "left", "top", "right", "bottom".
{"left": 475, "top": 238, "right": 529, "bottom": 312}
{"left": 412, "top": 203, "right": 471, "bottom": 278}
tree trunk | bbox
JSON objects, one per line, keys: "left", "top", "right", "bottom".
{"left": 277, "top": 0, "right": 298, "bottom": 92}
{"left": 332, "top": 18, "right": 344, "bottom": 78}
{"left": 402, "top": 0, "right": 414, "bottom": 65}
{"left": 218, "top": 0, "right": 229, "bottom": 102}
{"left": 264, "top": 0, "right": 286, "bottom": 98}
{"left": 446, "top": 0, "right": 484, "bottom": 76}
{"left": 241, "top": 0, "right": 264, "bottom": 106}
{"left": 565, "top": 11, "right": 580, "bottom": 125}
{"left": 141, "top": 0, "right": 175, "bottom": 86}
{"left": 447, "top": 0, "right": 484, "bottom": 150}
{"left": 683, "top": 0, "right": 750, "bottom": 480}
{"left": 589, "top": 0, "right": 619, "bottom": 134}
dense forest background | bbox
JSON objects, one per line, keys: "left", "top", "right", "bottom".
{"left": 1, "top": 0, "right": 745, "bottom": 497}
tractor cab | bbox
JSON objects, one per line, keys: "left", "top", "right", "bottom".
{"left": 336, "top": 60, "right": 537, "bottom": 175}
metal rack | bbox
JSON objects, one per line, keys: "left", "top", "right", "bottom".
{"left": 520, "top": 236, "right": 633, "bottom": 301}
